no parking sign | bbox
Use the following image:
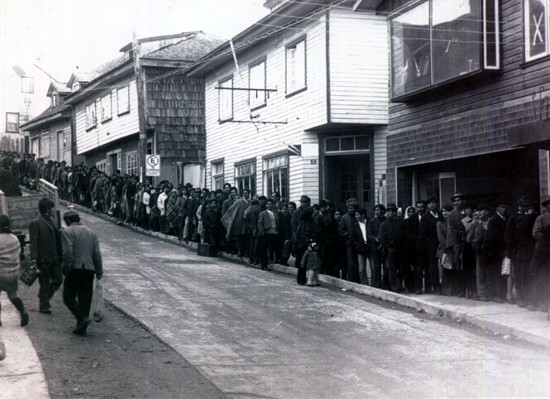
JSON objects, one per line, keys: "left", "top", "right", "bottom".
{"left": 146, "top": 155, "right": 161, "bottom": 176}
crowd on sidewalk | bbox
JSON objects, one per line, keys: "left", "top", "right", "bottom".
{"left": 1, "top": 151, "right": 549, "bottom": 321}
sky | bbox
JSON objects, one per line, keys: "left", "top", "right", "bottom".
{"left": 1, "top": 0, "right": 269, "bottom": 115}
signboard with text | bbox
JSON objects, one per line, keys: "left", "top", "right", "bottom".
{"left": 145, "top": 154, "right": 161, "bottom": 176}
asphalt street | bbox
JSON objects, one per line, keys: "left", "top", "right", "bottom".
{"left": 80, "top": 210, "right": 550, "bottom": 399}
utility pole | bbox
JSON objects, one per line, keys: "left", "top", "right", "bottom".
{"left": 132, "top": 32, "right": 148, "bottom": 183}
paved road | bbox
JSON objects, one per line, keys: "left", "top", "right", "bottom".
{"left": 80, "top": 211, "right": 550, "bottom": 399}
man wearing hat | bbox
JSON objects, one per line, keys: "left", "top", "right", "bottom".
{"left": 368, "top": 204, "right": 387, "bottom": 289}
{"left": 378, "top": 203, "right": 406, "bottom": 292}
{"left": 338, "top": 198, "right": 360, "bottom": 283}
{"left": 532, "top": 196, "right": 550, "bottom": 320}
{"left": 446, "top": 193, "right": 467, "bottom": 297}
{"left": 291, "top": 195, "right": 312, "bottom": 284}
{"left": 61, "top": 209, "right": 103, "bottom": 336}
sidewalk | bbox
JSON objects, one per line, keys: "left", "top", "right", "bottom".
{"left": 0, "top": 300, "right": 50, "bottom": 399}
{"left": 63, "top": 201, "right": 550, "bottom": 349}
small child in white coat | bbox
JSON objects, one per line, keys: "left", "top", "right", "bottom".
{"left": 301, "top": 241, "right": 320, "bottom": 287}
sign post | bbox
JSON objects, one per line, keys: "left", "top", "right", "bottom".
{"left": 145, "top": 155, "right": 161, "bottom": 177}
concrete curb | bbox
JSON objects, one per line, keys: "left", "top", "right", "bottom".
{"left": 60, "top": 200, "right": 550, "bottom": 349}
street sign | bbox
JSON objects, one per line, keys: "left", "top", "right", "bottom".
{"left": 145, "top": 154, "right": 161, "bottom": 176}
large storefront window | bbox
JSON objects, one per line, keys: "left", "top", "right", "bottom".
{"left": 263, "top": 155, "right": 289, "bottom": 203}
{"left": 391, "top": 0, "right": 500, "bottom": 99}
{"left": 235, "top": 160, "right": 256, "bottom": 195}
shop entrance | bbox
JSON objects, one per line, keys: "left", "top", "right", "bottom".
{"left": 325, "top": 155, "right": 371, "bottom": 212}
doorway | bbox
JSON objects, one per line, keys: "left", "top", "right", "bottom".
{"left": 326, "top": 155, "right": 371, "bottom": 211}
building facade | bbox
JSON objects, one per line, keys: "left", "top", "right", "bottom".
{"left": 64, "top": 32, "right": 223, "bottom": 185}
{"left": 188, "top": 0, "right": 389, "bottom": 211}
{"left": 20, "top": 82, "right": 72, "bottom": 164}
{"left": 383, "top": 0, "right": 550, "bottom": 208}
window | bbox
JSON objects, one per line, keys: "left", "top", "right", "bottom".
{"left": 218, "top": 77, "right": 233, "bottom": 121}
{"left": 286, "top": 38, "right": 306, "bottom": 95}
{"left": 249, "top": 60, "right": 266, "bottom": 109}
{"left": 21, "top": 77, "right": 34, "bottom": 93}
{"left": 117, "top": 85, "right": 130, "bottom": 115}
{"left": 147, "top": 138, "right": 153, "bottom": 155}
{"left": 263, "top": 155, "right": 289, "bottom": 203}
{"left": 101, "top": 94, "right": 112, "bottom": 121}
{"left": 72, "top": 82, "right": 80, "bottom": 92}
{"left": 126, "top": 151, "right": 138, "bottom": 176}
{"left": 5, "top": 113, "right": 19, "bottom": 132}
{"left": 96, "top": 160, "right": 107, "bottom": 172}
{"left": 325, "top": 136, "right": 370, "bottom": 153}
{"left": 526, "top": 0, "right": 549, "bottom": 61}
{"left": 41, "top": 130, "right": 50, "bottom": 158}
{"left": 211, "top": 160, "right": 224, "bottom": 190}
{"left": 86, "top": 102, "right": 97, "bottom": 130}
{"left": 31, "top": 138, "right": 40, "bottom": 155}
{"left": 235, "top": 160, "right": 256, "bottom": 195}
{"left": 51, "top": 93, "right": 58, "bottom": 108}
{"left": 390, "top": 0, "right": 500, "bottom": 99}
{"left": 64, "top": 129, "right": 70, "bottom": 148}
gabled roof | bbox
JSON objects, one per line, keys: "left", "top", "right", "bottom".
{"left": 20, "top": 100, "right": 71, "bottom": 132}
{"left": 47, "top": 81, "right": 71, "bottom": 97}
{"left": 67, "top": 54, "right": 130, "bottom": 87}
{"left": 186, "top": 0, "right": 383, "bottom": 76}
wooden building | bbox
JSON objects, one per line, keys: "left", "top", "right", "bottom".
{"left": 20, "top": 81, "right": 72, "bottom": 164}
{"left": 64, "top": 32, "right": 223, "bottom": 185}
{"left": 381, "top": 0, "right": 550, "bottom": 208}
{"left": 187, "top": 0, "right": 389, "bottom": 211}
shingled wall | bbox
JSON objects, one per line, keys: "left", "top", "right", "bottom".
{"left": 145, "top": 67, "right": 206, "bottom": 176}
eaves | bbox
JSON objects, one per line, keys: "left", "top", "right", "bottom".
{"left": 20, "top": 110, "right": 71, "bottom": 132}
{"left": 64, "top": 60, "right": 134, "bottom": 105}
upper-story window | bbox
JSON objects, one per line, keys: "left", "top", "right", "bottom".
{"left": 101, "top": 93, "right": 112, "bottom": 122}
{"left": 86, "top": 102, "right": 97, "bottom": 130}
{"left": 390, "top": 0, "right": 500, "bottom": 100}
{"left": 51, "top": 93, "right": 58, "bottom": 108}
{"left": 5, "top": 112, "right": 19, "bottom": 132}
{"left": 218, "top": 77, "right": 233, "bottom": 122}
{"left": 72, "top": 82, "right": 80, "bottom": 92}
{"left": 211, "top": 159, "right": 224, "bottom": 190}
{"left": 525, "top": 0, "right": 550, "bottom": 61}
{"left": 286, "top": 38, "right": 306, "bottom": 95}
{"left": 117, "top": 85, "right": 130, "bottom": 115}
{"left": 249, "top": 59, "right": 266, "bottom": 109}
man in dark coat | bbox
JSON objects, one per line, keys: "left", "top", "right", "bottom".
{"left": 339, "top": 198, "right": 360, "bottom": 283}
{"left": 487, "top": 202, "right": 508, "bottom": 302}
{"left": 531, "top": 196, "right": 550, "bottom": 319}
{"left": 378, "top": 203, "right": 405, "bottom": 292}
{"left": 29, "top": 198, "right": 62, "bottom": 314}
{"left": 368, "top": 204, "right": 386, "bottom": 288}
{"left": 418, "top": 197, "right": 442, "bottom": 294}
{"left": 0, "top": 162, "right": 22, "bottom": 196}
{"left": 446, "top": 193, "right": 467, "bottom": 297}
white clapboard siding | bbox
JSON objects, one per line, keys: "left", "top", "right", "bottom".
{"left": 329, "top": 9, "right": 389, "bottom": 124}
{"left": 75, "top": 80, "right": 139, "bottom": 155}
{"left": 205, "top": 14, "right": 328, "bottom": 199}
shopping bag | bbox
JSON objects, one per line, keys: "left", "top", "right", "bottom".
{"left": 90, "top": 280, "right": 104, "bottom": 322}
{"left": 501, "top": 256, "right": 511, "bottom": 276}
{"left": 19, "top": 262, "right": 39, "bottom": 287}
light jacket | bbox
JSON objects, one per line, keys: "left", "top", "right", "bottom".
{"left": 61, "top": 222, "right": 103, "bottom": 276}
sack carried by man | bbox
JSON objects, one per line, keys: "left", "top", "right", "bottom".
{"left": 19, "top": 262, "right": 39, "bottom": 287}
{"left": 501, "top": 256, "right": 512, "bottom": 277}
{"left": 90, "top": 280, "right": 104, "bottom": 322}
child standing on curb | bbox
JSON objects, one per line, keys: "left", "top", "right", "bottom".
{"left": 301, "top": 240, "right": 320, "bottom": 287}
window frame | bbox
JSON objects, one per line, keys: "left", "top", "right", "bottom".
{"left": 101, "top": 93, "right": 112, "bottom": 122}
{"left": 41, "top": 130, "right": 50, "bottom": 158}
{"left": 211, "top": 159, "right": 225, "bottom": 190}
{"left": 285, "top": 36, "right": 307, "bottom": 97}
{"left": 249, "top": 57, "right": 267, "bottom": 110}
{"left": 218, "top": 76, "right": 234, "bottom": 122}
{"left": 117, "top": 85, "right": 130, "bottom": 116}
{"left": 126, "top": 151, "right": 138, "bottom": 176}
{"left": 85, "top": 102, "right": 97, "bottom": 130}
{"left": 262, "top": 153, "right": 289, "bottom": 203}
{"left": 5, "top": 112, "right": 19, "bottom": 132}
{"left": 234, "top": 158, "right": 257, "bottom": 196}
{"left": 525, "top": 0, "right": 549, "bottom": 62}
{"left": 389, "top": 0, "right": 500, "bottom": 100}
{"left": 52, "top": 93, "right": 58, "bottom": 108}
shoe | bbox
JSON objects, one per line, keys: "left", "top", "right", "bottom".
{"left": 527, "top": 305, "right": 537, "bottom": 311}
{"left": 415, "top": 290, "right": 422, "bottom": 295}
{"left": 517, "top": 300, "right": 526, "bottom": 308}
{"left": 506, "top": 298, "right": 516, "bottom": 305}
{"left": 491, "top": 297, "right": 503, "bottom": 303}
{"left": 39, "top": 309, "right": 52, "bottom": 314}
{"left": 478, "top": 296, "right": 489, "bottom": 302}
{"left": 20, "top": 312, "right": 29, "bottom": 327}
{"left": 73, "top": 318, "right": 90, "bottom": 336}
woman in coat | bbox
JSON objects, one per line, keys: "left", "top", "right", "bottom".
{"left": 0, "top": 214, "right": 29, "bottom": 328}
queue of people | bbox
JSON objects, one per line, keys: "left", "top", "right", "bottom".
{"left": 2, "top": 151, "right": 549, "bottom": 322}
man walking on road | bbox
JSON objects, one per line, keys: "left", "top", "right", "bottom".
{"left": 29, "top": 198, "right": 63, "bottom": 314}
{"left": 61, "top": 210, "right": 103, "bottom": 336}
